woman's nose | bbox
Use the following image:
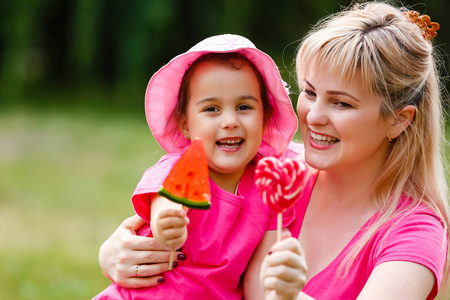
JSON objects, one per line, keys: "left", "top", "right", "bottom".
{"left": 306, "top": 99, "right": 328, "bottom": 126}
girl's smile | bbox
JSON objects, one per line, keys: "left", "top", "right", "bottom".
{"left": 216, "top": 137, "right": 244, "bottom": 151}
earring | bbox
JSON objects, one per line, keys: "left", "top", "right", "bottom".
{"left": 388, "top": 133, "right": 392, "bottom": 144}
{"left": 185, "top": 134, "right": 190, "bottom": 140}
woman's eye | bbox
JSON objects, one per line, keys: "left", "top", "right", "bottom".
{"left": 302, "top": 89, "right": 316, "bottom": 97}
{"left": 335, "top": 101, "right": 352, "bottom": 109}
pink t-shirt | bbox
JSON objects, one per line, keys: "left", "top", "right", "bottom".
{"left": 94, "top": 152, "right": 296, "bottom": 300}
{"left": 289, "top": 170, "right": 448, "bottom": 300}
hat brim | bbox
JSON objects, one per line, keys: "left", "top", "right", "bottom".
{"left": 145, "top": 34, "right": 298, "bottom": 157}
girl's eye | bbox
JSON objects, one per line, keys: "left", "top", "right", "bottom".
{"left": 237, "top": 104, "right": 252, "bottom": 111}
{"left": 203, "top": 106, "right": 219, "bottom": 112}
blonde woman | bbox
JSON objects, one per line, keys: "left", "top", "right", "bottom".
{"left": 261, "top": 2, "right": 450, "bottom": 299}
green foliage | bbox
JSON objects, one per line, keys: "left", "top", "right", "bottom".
{"left": 0, "top": 106, "right": 164, "bottom": 299}
{"left": 2, "top": 0, "right": 449, "bottom": 110}
{"left": 0, "top": 0, "right": 342, "bottom": 106}
{"left": 1, "top": 1, "right": 450, "bottom": 298}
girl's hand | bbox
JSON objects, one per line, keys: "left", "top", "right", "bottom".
{"left": 153, "top": 208, "right": 189, "bottom": 250}
{"left": 99, "top": 215, "right": 187, "bottom": 288}
{"left": 260, "top": 230, "right": 308, "bottom": 300}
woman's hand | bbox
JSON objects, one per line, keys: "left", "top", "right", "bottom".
{"left": 99, "top": 215, "right": 186, "bottom": 288}
{"left": 260, "top": 230, "right": 308, "bottom": 300}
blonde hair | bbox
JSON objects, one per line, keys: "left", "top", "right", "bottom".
{"left": 296, "top": 1, "right": 450, "bottom": 298}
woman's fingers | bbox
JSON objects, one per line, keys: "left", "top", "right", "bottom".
{"left": 270, "top": 236, "right": 304, "bottom": 257}
{"left": 123, "top": 234, "right": 168, "bottom": 251}
{"left": 118, "top": 276, "right": 165, "bottom": 289}
{"left": 133, "top": 262, "right": 169, "bottom": 277}
{"left": 121, "top": 215, "right": 147, "bottom": 234}
{"left": 99, "top": 215, "right": 189, "bottom": 289}
{"left": 263, "top": 261, "right": 307, "bottom": 299}
{"left": 134, "top": 249, "right": 186, "bottom": 265}
{"left": 263, "top": 265, "right": 308, "bottom": 293}
{"left": 116, "top": 267, "right": 167, "bottom": 289}
{"left": 261, "top": 236, "right": 308, "bottom": 299}
{"left": 267, "top": 249, "right": 307, "bottom": 272}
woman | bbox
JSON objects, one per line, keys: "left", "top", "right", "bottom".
{"left": 261, "top": 2, "right": 449, "bottom": 299}
{"left": 98, "top": 2, "right": 450, "bottom": 299}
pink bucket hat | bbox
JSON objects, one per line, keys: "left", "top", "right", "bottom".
{"left": 145, "top": 34, "right": 298, "bottom": 157}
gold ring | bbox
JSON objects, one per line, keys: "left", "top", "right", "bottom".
{"left": 135, "top": 264, "right": 141, "bottom": 277}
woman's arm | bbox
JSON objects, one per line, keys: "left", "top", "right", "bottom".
{"left": 98, "top": 215, "right": 186, "bottom": 288}
{"left": 259, "top": 235, "right": 435, "bottom": 300}
{"left": 243, "top": 230, "right": 278, "bottom": 300}
{"left": 357, "top": 261, "right": 435, "bottom": 300}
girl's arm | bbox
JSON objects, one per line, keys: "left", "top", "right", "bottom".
{"left": 150, "top": 194, "right": 189, "bottom": 250}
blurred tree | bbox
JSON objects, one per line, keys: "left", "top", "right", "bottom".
{"left": 70, "top": 0, "right": 104, "bottom": 83}
{"left": 1, "top": 0, "right": 50, "bottom": 98}
{"left": 0, "top": 0, "right": 448, "bottom": 110}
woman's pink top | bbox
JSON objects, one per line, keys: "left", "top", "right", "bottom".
{"left": 289, "top": 170, "right": 448, "bottom": 300}
{"left": 93, "top": 151, "right": 296, "bottom": 300}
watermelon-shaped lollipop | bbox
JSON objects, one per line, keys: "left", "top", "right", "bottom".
{"left": 255, "top": 157, "right": 307, "bottom": 241}
{"left": 158, "top": 139, "right": 211, "bottom": 209}
{"left": 158, "top": 138, "right": 211, "bottom": 269}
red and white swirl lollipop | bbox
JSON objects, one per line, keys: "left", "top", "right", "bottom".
{"left": 255, "top": 157, "right": 307, "bottom": 240}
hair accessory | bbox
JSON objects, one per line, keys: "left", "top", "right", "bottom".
{"left": 403, "top": 11, "right": 440, "bottom": 41}
{"left": 145, "top": 34, "right": 298, "bottom": 157}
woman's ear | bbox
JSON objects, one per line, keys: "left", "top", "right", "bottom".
{"left": 391, "top": 105, "right": 416, "bottom": 138}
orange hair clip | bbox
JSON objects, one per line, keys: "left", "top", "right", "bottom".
{"left": 404, "top": 11, "right": 440, "bottom": 41}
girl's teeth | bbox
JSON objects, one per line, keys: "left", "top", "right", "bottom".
{"left": 217, "top": 139, "right": 243, "bottom": 148}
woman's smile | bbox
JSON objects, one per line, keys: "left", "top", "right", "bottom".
{"left": 310, "top": 131, "right": 340, "bottom": 146}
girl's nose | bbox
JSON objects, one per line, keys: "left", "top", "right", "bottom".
{"left": 306, "top": 99, "right": 328, "bottom": 126}
{"left": 221, "top": 110, "right": 240, "bottom": 129}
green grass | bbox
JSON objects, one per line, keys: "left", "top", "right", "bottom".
{"left": 0, "top": 106, "right": 165, "bottom": 299}
{"left": 1, "top": 105, "right": 449, "bottom": 299}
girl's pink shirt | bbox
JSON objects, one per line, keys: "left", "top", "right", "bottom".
{"left": 289, "top": 170, "right": 448, "bottom": 300}
{"left": 94, "top": 148, "right": 299, "bottom": 300}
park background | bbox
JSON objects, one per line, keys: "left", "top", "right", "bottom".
{"left": 1, "top": 0, "right": 450, "bottom": 299}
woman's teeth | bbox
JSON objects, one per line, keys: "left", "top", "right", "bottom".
{"left": 311, "top": 132, "right": 339, "bottom": 145}
{"left": 217, "top": 138, "right": 243, "bottom": 148}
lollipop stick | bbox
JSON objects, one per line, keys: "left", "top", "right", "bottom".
{"left": 277, "top": 212, "right": 282, "bottom": 242}
{"left": 168, "top": 205, "right": 187, "bottom": 271}
{"left": 168, "top": 248, "right": 176, "bottom": 270}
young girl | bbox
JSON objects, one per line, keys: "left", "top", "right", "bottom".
{"left": 94, "top": 34, "right": 299, "bottom": 299}
{"left": 261, "top": 2, "right": 450, "bottom": 300}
